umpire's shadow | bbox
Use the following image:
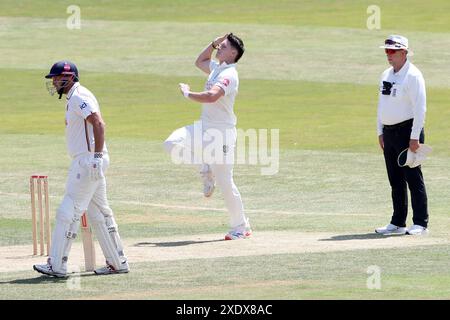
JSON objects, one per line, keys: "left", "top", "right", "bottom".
{"left": 319, "top": 233, "right": 408, "bottom": 241}
{"left": 134, "top": 239, "right": 224, "bottom": 247}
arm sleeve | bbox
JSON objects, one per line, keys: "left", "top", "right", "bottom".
{"left": 73, "top": 96, "right": 99, "bottom": 119}
{"left": 377, "top": 98, "right": 384, "bottom": 136}
{"left": 408, "top": 74, "right": 426, "bottom": 140}
{"left": 214, "top": 72, "right": 237, "bottom": 96}
{"left": 377, "top": 79, "right": 384, "bottom": 136}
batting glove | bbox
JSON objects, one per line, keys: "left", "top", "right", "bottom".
{"left": 89, "top": 153, "right": 104, "bottom": 181}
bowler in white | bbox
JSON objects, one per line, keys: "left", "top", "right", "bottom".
{"left": 164, "top": 33, "right": 252, "bottom": 240}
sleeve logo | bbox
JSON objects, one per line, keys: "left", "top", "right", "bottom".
{"left": 80, "top": 102, "right": 87, "bottom": 110}
{"left": 221, "top": 79, "right": 230, "bottom": 87}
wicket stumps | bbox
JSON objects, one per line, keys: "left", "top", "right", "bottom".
{"left": 30, "top": 175, "right": 51, "bottom": 256}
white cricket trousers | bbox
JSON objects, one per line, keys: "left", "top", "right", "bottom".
{"left": 49, "top": 152, "right": 118, "bottom": 272}
{"left": 65, "top": 152, "right": 114, "bottom": 217}
{"left": 163, "top": 122, "right": 247, "bottom": 229}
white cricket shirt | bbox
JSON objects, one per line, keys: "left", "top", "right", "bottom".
{"left": 377, "top": 60, "right": 426, "bottom": 139}
{"left": 65, "top": 82, "right": 107, "bottom": 158}
{"left": 201, "top": 61, "right": 239, "bottom": 128}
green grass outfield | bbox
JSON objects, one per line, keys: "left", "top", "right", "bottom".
{"left": 1, "top": 0, "right": 450, "bottom": 300}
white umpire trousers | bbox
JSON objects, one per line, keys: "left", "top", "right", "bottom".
{"left": 163, "top": 121, "right": 247, "bottom": 229}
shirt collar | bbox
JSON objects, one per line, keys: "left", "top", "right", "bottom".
{"left": 66, "top": 82, "right": 80, "bottom": 100}
{"left": 393, "top": 60, "right": 409, "bottom": 76}
{"left": 218, "top": 61, "right": 236, "bottom": 70}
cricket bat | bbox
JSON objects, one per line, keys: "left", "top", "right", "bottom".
{"left": 81, "top": 213, "right": 96, "bottom": 272}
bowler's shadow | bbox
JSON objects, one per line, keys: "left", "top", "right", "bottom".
{"left": 134, "top": 239, "right": 224, "bottom": 247}
{"left": 319, "top": 233, "right": 407, "bottom": 241}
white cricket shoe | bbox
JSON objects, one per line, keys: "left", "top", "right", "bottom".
{"left": 225, "top": 219, "right": 252, "bottom": 240}
{"left": 33, "top": 263, "right": 67, "bottom": 278}
{"left": 200, "top": 168, "right": 215, "bottom": 198}
{"left": 94, "top": 260, "right": 130, "bottom": 275}
{"left": 407, "top": 224, "right": 429, "bottom": 235}
{"left": 375, "top": 223, "right": 407, "bottom": 235}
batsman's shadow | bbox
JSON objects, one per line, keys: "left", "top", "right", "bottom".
{"left": 134, "top": 239, "right": 224, "bottom": 247}
{"left": 0, "top": 272, "right": 99, "bottom": 285}
{"left": 319, "top": 233, "right": 407, "bottom": 241}
{"left": 0, "top": 276, "right": 65, "bottom": 285}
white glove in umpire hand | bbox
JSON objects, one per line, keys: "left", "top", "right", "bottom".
{"left": 89, "top": 153, "right": 104, "bottom": 181}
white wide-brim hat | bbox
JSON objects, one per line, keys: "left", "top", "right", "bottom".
{"left": 380, "top": 35, "right": 414, "bottom": 56}
{"left": 397, "top": 144, "right": 432, "bottom": 168}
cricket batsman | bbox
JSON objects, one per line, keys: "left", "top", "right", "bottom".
{"left": 33, "top": 61, "right": 129, "bottom": 277}
{"left": 163, "top": 33, "right": 252, "bottom": 240}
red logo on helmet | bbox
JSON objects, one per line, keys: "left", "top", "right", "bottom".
{"left": 63, "top": 63, "right": 71, "bottom": 71}
{"left": 222, "top": 79, "right": 230, "bottom": 87}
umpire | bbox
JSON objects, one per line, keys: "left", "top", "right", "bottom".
{"left": 375, "top": 35, "right": 429, "bottom": 236}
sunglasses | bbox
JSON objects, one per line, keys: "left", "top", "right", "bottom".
{"left": 385, "top": 48, "right": 401, "bottom": 55}
{"left": 385, "top": 39, "right": 399, "bottom": 45}
{"left": 384, "top": 39, "right": 406, "bottom": 48}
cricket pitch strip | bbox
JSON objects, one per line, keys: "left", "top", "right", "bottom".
{"left": 0, "top": 231, "right": 448, "bottom": 273}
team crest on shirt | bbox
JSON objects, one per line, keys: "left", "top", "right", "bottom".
{"left": 221, "top": 79, "right": 230, "bottom": 87}
{"left": 80, "top": 102, "right": 87, "bottom": 110}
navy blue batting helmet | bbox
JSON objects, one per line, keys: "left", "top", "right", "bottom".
{"left": 45, "top": 61, "right": 79, "bottom": 82}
